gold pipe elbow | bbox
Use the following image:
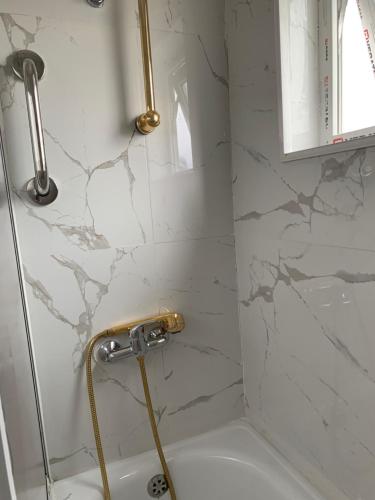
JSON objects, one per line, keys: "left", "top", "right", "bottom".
{"left": 136, "top": 109, "right": 161, "bottom": 135}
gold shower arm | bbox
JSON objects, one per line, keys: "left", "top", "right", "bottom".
{"left": 136, "top": 0, "right": 161, "bottom": 134}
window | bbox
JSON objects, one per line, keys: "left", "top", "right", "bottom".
{"left": 278, "top": 0, "right": 375, "bottom": 157}
{"left": 169, "top": 62, "right": 193, "bottom": 171}
{"left": 320, "top": 0, "right": 375, "bottom": 144}
{"left": 339, "top": 0, "right": 375, "bottom": 135}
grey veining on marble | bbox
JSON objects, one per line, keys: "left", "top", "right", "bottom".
{"left": 227, "top": 1, "right": 375, "bottom": 499}
{"left": 0, "top": 0, "right": 243, "bottom": 483}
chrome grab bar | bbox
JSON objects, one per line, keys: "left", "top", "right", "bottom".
{"left": 11, "top": 50, "right": 58, "bottom": 205}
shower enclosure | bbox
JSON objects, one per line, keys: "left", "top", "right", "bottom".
{"left": 1, "top": 1, "right": 375, "bottom": 500}
{"left": 0, "top": 118, "right": 48, "bottom": 498}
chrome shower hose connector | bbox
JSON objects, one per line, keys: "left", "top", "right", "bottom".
{"left": 87, "top": 0, "right": 104, "bottom": 7}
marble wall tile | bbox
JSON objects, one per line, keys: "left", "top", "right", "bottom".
{"left": 0, "top": 0, "right": 243, "bottom": 482}
{"left": 146, "top": 28, "right": 231, "bottom": 242}
{"left": 227, "top": 0, "right": 375, "bottom": 499}
{"left": 236, "top": 234, "right": 375, "bottom": 500}
{"left": 153, "top": 236, "right": 243, "bottom": 442}
{"left": 227, "top": 0, "right": 375, "bottom": 252}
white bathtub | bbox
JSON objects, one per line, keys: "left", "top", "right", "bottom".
{"left": 53, "top": 419, "right": 324, "bottom": 500}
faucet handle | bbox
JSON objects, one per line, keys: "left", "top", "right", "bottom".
{"left": 129, "top": 323, "right": 147, "bottom": 358}
{"left": 129, "top": 320, "right": 167, "bottom": 358}
{"left": 96, "top": 339, "right": 133, "bottom": 363}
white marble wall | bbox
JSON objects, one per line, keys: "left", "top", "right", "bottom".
{"left": 0, "top": 0, "right": 243, "bottom": 482}
{"left": 227, "top": 1, "right": 375, "bottom": 499}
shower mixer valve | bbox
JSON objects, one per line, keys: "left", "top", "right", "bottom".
{"left": 87, "top": 313, "right": 184, "bottom": 499}
{"left": 96, "top": 318, "right": 179, "bottom": 363}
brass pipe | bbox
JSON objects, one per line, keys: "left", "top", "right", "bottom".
{"left": 85, "top": 313, "right": 184, "bottom": 500}
{"left": 108, "top": 312, "right": 184, "bottom": 337}
{"left": 136, "top": 0, "right": 161, "bottom": 134}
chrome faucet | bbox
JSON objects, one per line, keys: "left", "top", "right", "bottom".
{"left": 97, "top": 320, "right": 170, "bottom": 363}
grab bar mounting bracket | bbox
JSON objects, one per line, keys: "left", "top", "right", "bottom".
{"left": 11, "top": 50, "right": 45, "bottom": 81}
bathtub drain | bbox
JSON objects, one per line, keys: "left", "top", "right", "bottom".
{"left": 147, "top": 474, "right": 169, "bottom": 497}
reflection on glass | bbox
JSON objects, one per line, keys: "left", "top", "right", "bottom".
{"left": 170, "top": 62, "right": 193, "bottom": 171}
{"left": 175, "top": 95, "right": 193, "bottom": 170}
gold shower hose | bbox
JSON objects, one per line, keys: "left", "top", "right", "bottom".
{"left": 86, "top": 314, "right": 183, "bottom": 500}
